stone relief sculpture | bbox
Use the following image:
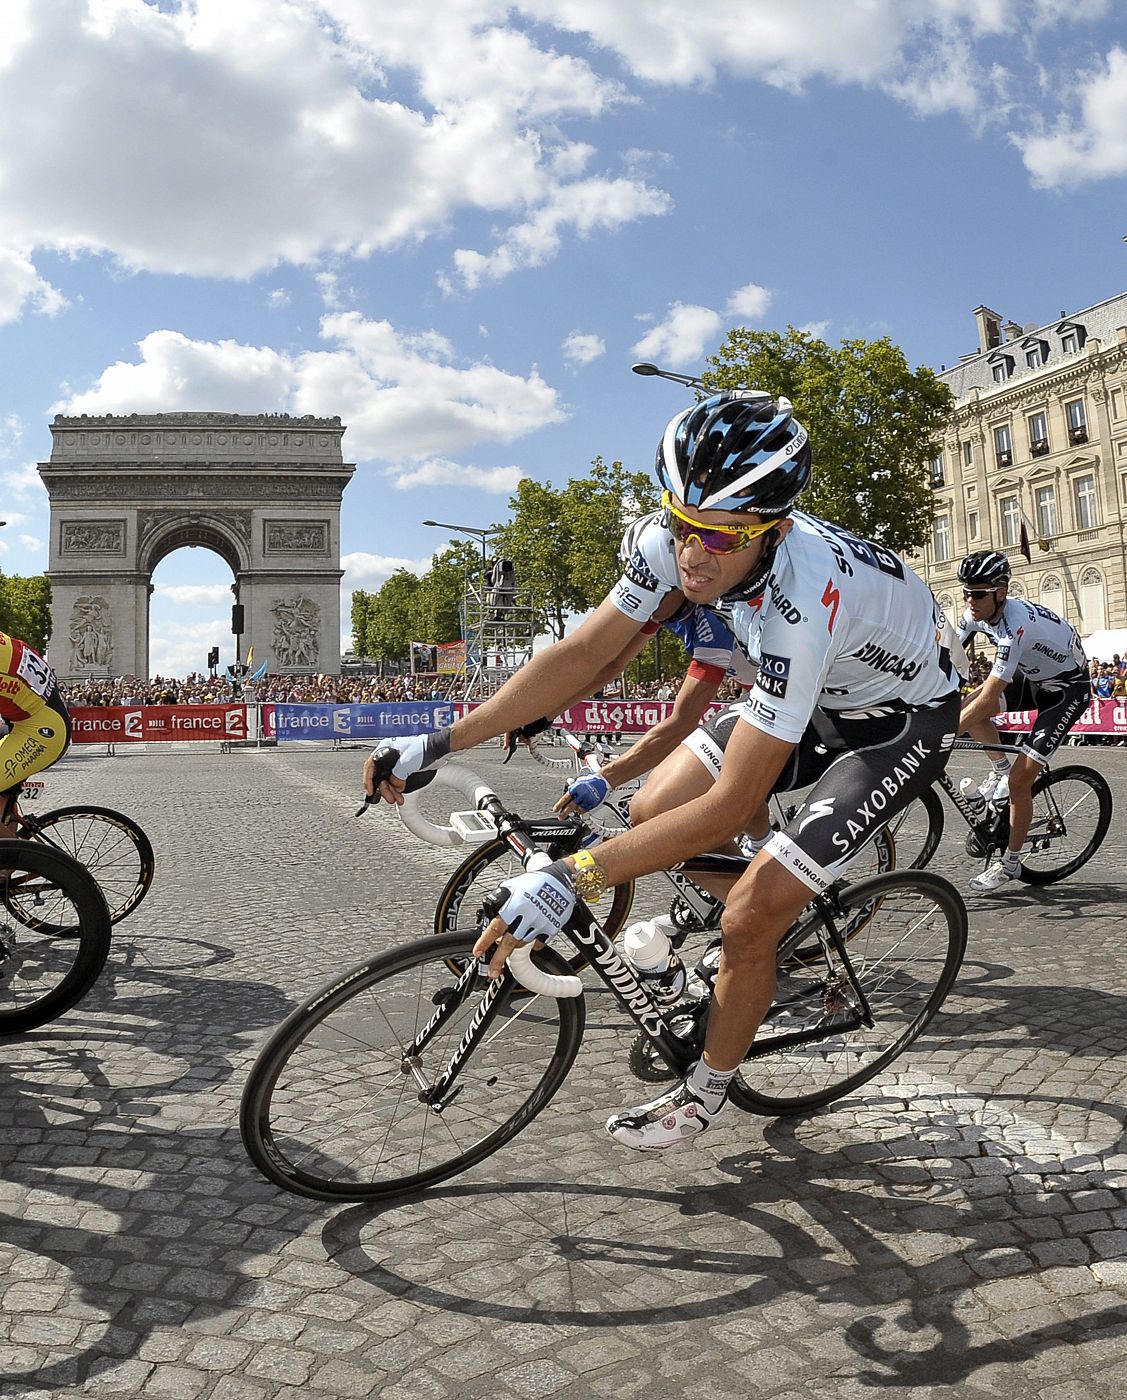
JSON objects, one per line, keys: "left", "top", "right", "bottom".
{"left": 271, "top": 596, "right": 320, "bottom": 668}
{"left": 62, "top": 522, "right": 124, "bottom": 554}
{"left": 266, "top": 522, "right": 327, "bottom": 552}
{"left": 70, "top": 596, "right": 114, "bottom": 670}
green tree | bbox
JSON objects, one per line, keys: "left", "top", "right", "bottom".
{"left": 0, "top": 574, "right": 52, "bottom": 653}
{"left": 367, "top": 569, "right": 420, "bottom": 663}
{"left": 705, "top": 327, "right": 952, "bottom": 551}
{"left": 411, "top": 540, "right": 480, "bottom": 643}
{"left": 497, "top": 458, "right": 659, "bottom": 638}
{"left": 349, "top": 589, "right": 374, "bottom": 657}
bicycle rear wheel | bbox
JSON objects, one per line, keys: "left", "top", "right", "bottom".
{"left": 241, "top": 931, "right": 585, "bottom": 1201}
{"left": 433, "top": 837, "right": 635, "bottom": 967}
{"left": 729, "top": 870, "right": 966, "bottom": 1115}
{"left": 884, "top": 786, "right": 944, "bottom": 870}
{"left": 1018, "top": 766, "right": 1112, "bottom": 885}
{"left": 0, "top": 841, "right": 112, "bottom": 1034}
{"left": 23, "top": 806, "right": 154, "bottom": 925}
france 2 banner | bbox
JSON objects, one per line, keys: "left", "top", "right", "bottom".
{"left": 70, "top": 705, "right": 248, "bottom": 743}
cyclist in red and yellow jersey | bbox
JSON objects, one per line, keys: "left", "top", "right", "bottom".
{"left": 0, "top": 632, "right": 71, "bottom": 836}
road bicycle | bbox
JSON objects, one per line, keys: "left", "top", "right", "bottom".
{"left": 4, "top": 778, "right": 154, "bottom": 926}
{"left": 429, "top": 725, "right": 893, "bottom": 960}
{"left": 0, "top": 840, "right": 113, "bottom": 1034}
{"left": 240, "top": 762, "right": 967, "bottom": 1202}
{"left": 886, "top": 738, "right": 1112, "bottom": 883}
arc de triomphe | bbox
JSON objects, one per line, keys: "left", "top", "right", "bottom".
{"left": 38, "top": 413, "right": 355, "bottom": 681}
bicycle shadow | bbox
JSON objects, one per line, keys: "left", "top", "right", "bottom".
{"left": 317, "top": 1089, "right": 1127, "bottom": 1388}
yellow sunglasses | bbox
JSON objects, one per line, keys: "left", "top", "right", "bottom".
{"left": 661, "top": 491, "right": 779, "bottom": 554}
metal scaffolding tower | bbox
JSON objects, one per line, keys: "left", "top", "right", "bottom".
{"left": 455, "top": 576, "right": 540, "bottom": 701}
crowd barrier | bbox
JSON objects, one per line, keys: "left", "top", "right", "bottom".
{"left": 66, "top": 696, "right": 1127, "bottom": 747}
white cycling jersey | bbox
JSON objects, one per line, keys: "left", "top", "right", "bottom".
{"left": 612, "top": 509, "right": 957, "bottom": 745}
{"left": 957, "top": 598, "right": 1087, "bottom": 686}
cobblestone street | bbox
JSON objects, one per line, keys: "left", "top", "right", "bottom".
{"left": 3, "top": 739, "right": 1127, "bottom": 1399}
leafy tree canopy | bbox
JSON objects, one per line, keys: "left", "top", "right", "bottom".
{"left": 705, "top": 327, "right": 951, "bottom": 552}
{"left": 0, "top": 574, "right": 52, "bottom": 654}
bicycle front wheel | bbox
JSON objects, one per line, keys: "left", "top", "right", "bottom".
{"left": 0, "top": 841, "right": 112, "bottom": 1034}
{"left": 433, "top": 837, "right": 635, "bottom": 966}
{"left": 729, "top": 870, "right": 966, "bottom": 1115}
{"left": 241, "top": 932, "right": 585, "bottom": 1201}
{"left": 1018, "top": 766, "right": 1112, "bottom": 885}
{"left": 24, "top": 806, "right": 154, "bottom": 925}
{"left": 885, "top": 786, "right": 944, "bottom": 870}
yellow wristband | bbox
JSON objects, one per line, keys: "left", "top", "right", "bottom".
{"left": 571, "top": 848, "right": 609, "bottom": 903}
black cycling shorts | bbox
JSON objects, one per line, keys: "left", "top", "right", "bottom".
{"left": 682, "top": 694, "right": 960, "bottom": 892}
{"left": 1002, "top": 675, "right": 1091, "bottom": 764}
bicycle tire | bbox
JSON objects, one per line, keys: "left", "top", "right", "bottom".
{"left": 22, "top": 805, "right": 154, "bottom": 926}
{"left": 0, "top": 841, "right": 112, "bottom": 1034}
{"left": 432, "top": 836, "right": 635, "bottom": 969}
{"left": 727, "top": 869, "right": 966, "bottom": 1115}
{"left": 774, "top": 824, "right": 896, "bottom": 966}
{"left": 1017, "top": 765, "right": 1112, "bottom": 885}
{"left": 241, "top": 932, "right": 585, "bottom": 1201}
{"left": 885, "top": 786, "right": 944, "bottom": 870}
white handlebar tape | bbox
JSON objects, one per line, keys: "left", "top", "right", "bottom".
{"left": 508, "top": 945, "right": 583, "bottom": 998}
{"left": 396, "top": 762, "right": 500, "bottom": 847}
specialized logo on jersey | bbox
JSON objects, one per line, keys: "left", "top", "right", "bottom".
{"left": 797, "top": 797, "right": 836, "bottom": 834}
{"left": 821, "top": 578, "right": 841, "bottom": 634}
{"left": 757, "top": 652, "right": 791, "bottom": 699}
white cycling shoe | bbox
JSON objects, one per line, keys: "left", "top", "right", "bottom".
{"left": 606, "top": 1079, "right": 719, "bottom": 1151}
{"left": 968, "top": 859, "right": 1021, "bottom": 893}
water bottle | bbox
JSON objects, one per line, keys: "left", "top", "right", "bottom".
{"left": 622, "top": 920, "right": 686, "bottom": 1006}
{"left": 959, "top": 777, "right": 986, "bottom": 815}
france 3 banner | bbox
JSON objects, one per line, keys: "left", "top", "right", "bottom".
{"left": 70, "top": 705, "right": 248, "bottom": 743}
{"left": 267, "top": 701, "right": 457, "bottom": 741}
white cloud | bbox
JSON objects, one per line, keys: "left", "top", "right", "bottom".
{"left": 451, "top": 175, "right": 671, "bottom": 288}
{"left": 341, "top": 551, "right": 434, "bottom": 590}
{"left": 148, "top": 617, "right": 232, "bottom": 680}
{"left": 562, "top": 331, "right": 606, "bottom": 365}
{"left": 17, "top": 533, "right": 42, "bottom": 551}
{"left": 0, "top": 414, "right": 23, "bottom": 457}
{"left": 1, "top": 461, "right": 46, "bottom": 501}
{"left": 0, "top": 247, "right": 66, "bottom": 324}
{"left": 798, "top": 319, "right": 831, "bottom": 339}
{"left": 54, "top": 315, "right": 566, "bottom": 462}
{"left": 632, "top": 302, "right": 724, "bottom": 369}
{"left": 154, "top": 584, "right": 234, "bottom": 608}
{"left": 725, "top": 283, "right": 772, "bottom": 320}
{"left": 266, "top": 288, "right": 291, "bottom": 309}
{"left": 387, "top": 459, "right": 525, "bottom": 492}
{"left": 1017, "top": 46, "right": 1127, "bottom": 186}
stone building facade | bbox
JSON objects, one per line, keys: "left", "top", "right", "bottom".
{"left": 38, "top": 413, "right": 354, "bottom": 681}
{"left": 912, "top": 292, "right": 1127, "bottom": 642}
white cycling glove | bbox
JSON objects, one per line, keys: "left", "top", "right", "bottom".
{"left": 370, "top": 725, "right": 452, "bottom": 784}
{"left": 482, "top": 862, "right": 576, "bottom": 943}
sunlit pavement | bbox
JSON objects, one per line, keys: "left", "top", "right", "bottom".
{"left": 2, "top": 739, "right": 1126, "bottom": 1399}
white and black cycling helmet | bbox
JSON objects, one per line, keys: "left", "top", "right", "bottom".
{"left": 656, "top": 392, "right": 812, "bottom": 516}
{"left": 958, "top": 550, "right": 1011, "bottom": 589}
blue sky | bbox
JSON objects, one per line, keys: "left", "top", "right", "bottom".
{"left": 2, "top": 0, "right": 1127, "bottom": 676}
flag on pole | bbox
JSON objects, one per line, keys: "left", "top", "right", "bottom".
{"left": 250, "top": 659, "right": 268, "bottom": 681}
{"left": 246, "top": 645, "right": 255, "bottom": 667}
{"left": 1019, "top": 517, "right": 1032, "bottom": 562}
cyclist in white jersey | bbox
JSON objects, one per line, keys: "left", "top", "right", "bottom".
{"left": 365, "top": 389, "right": 960, "bottom": 1152}
{"left": 955, "top": 549, "right": 1090, "bottom": 894}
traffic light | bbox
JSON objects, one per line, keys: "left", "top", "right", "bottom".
{"left": 207, "top": 647, "right": 219, "bottom": 671}
{"left": 231, "top": 604, "right": 245, "bottom": 635}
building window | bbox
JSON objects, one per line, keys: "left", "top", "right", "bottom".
{"left": 929, "top": 454, "right": 945, "bottom": 487}
{"left": 1028, "top": 412, "right": 1049, "bottom": 456}
{"left": 968, "top": 509, "right": 979, "bottom": 540}
{"left": 1000, "top": 494, "right": 1020, "bottom": 547}
{"left": 1035, "top": 484, "right": 1058, "bottom": 538}
{"left": 932, "top": 514, "right": 951, "bottom": 563}
{"left": 1041, "top": 574, "right": 1064, "bottom": 617}
{"left": 1061, "top": 329, "right": 1080, "bottom": 354}
{"left": 1065, "top": 398, "right": 1088, "bottom": 444}
{"left": 991, "top": 361, "right": 1010, "bottom": 383}
{"left": 993, "top": 423, "right": 1013, "bottom": 466}
{"left": 1079, "top": 567, "right": 1107, "bottom": 632}
{"left": 963, "top": 440, "right": 973, "bottom": 467}
{"left": 1025, "top": 345, "right": 1044, "bottom": 369}
{"left": 1074, "top": 472, "right": 1099, "bottom": 529}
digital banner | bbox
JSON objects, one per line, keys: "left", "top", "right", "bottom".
{"left": 267, "top": 701, "right": 457, "bottom": 741}
{"left": 555, "top": 699, "right": 727, "bottom": 733}
{"left": 70, "top": 704, "right": 248, "bottom": 743}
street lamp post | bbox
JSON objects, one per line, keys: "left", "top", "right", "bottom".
{"left": 421, "top": 519, "right": 499, "bottom": 573}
